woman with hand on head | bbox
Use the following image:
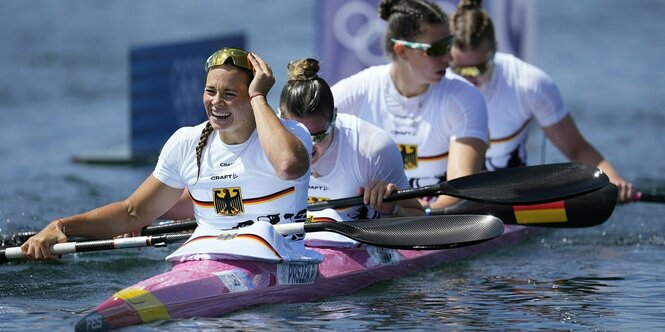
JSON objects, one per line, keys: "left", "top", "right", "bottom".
{"left": 22, "top": 47, "right": 319, "bottom": 264}
{"left": 449, "top": 0, "right": 633, "bottom": 203}
{"left": 331, "top": 0, "right": 489, "bottom": 210}
{"left": 278, "top": 58, "right": 424, "bottom": 236}
{"left": 161, "top": 57, "right": 424, "bottom": 244}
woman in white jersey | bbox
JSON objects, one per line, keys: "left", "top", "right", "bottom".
{"left": 448, "top": 0, "right": 633, "bottom": 203}
{"left": 278, "top": 58, "right": 424, "bottom": 231}
{"left": 331, "top": 0, "right": 489, "bottom": 209}
{"left": 160, "top": 58, "right": 424, "bottom": 247}
{"left": 21, "top": 48, "right": 317, "bottom": 262}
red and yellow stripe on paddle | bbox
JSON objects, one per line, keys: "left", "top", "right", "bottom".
{"left": 513, "top": 201, "right": 567, "bottom": 224}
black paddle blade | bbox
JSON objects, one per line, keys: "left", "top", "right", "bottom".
{"left": 303, "top": 215, "right": 505, "bottom": 250}
{"left": 441, "top": 163, "right": 609, "bottom": 205}
{"left": 432, "top": 184, "right": 618, "bottom": 228}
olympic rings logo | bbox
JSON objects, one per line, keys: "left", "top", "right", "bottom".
{"left": 332, "top": 1, "right": 387, "bottom": 66}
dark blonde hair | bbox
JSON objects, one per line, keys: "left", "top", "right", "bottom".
{"left": 279, "top": 58, "right": 334, "bottom": 120}
{"left": 379, "top": 0, "right": 448, "bottom": 60}
{"left": 450, "top": 0, "right": 496, "bottom": 52}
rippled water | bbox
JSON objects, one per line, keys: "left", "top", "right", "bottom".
{"left": 1, "top": 0, "right": 665, "bottom": 331}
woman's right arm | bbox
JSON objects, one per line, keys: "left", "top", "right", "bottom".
{"left": 429, "top": 80, "right": 489, "bottom": 209}
{"left": 358, "top": 123, "right": 425, "bottom": 217}
{"left": 247, "top": 53, "right": 310, "bottom": 180}
{"left": 160, "top": 188, "right": 195, "bottom": 220}
{"left": 21, "top": 175, "right": 184, "bottom": 260}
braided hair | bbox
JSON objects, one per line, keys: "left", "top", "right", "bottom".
{"left": 379, "top": 0, "right": 448, "bottom": 60}
{"left": 450, "top": 0, "right": 496, "bottom": 52}
{"left": 194, "top": 121, "right": 215, "bottom": 182}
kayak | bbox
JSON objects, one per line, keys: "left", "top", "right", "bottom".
{"left": 75, "top": 224, "right": 532, "bottom": 331}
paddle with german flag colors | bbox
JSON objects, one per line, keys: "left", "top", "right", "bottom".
{"left": 0, "top": 163, "right": 611, "bottom": 248}
{"left": 308, "top": 163, "right": 609, "bottom": 211}
{"left": 430, "top": 184, "right": 618, "bottom": 228}
{"left": 0, "top": 184, "right": 616, "bottom": 254}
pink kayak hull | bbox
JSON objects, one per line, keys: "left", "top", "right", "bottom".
{"left": 75, "top": 225, "right": 531, "bottom": 331}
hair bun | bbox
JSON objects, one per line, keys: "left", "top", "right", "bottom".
{"left": 458, "top": 0, "right": 482, "bottom": 10}
{"left": 287, "top": 58, "right": 320, "bottom": 81}
{"left": 378, "top": 0, "right": 399, "bottom": 20}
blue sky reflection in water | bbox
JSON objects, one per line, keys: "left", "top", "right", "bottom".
{"left": 0, "top": 0, "right": 664, "bottom": 331}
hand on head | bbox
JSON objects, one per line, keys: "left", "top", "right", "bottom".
{"left": 247, "top": 53, "right": 275, "bottom": 99}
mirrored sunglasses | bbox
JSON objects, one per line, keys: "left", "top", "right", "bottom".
{"left": 278, "top": 109, "right": 337, "bottom": 145}
{"left": 450, "top": 52, "right": 495, "bottom": 78}
{"left": 205, "top": 47, "right": 252, "bottom": 72}
{"left": 391, "top": 35, "right": 455, "bottom": 57}
{"left": 310, "top": 112, "right": 336, "bottom": 145}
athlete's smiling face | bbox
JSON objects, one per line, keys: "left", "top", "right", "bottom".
{"left": 203, "top": 65, "right": 254, "bottom": 143}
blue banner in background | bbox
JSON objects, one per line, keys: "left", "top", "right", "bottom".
{"left": 316, "top": 0, "right": 533, "bottom": 85}
{"left": 129, "top": 34, "right": 245, "bottom": 159}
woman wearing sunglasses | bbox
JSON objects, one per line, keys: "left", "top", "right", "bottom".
{"left": 449, "top": 0, "right": 633, "bottom": 203}
{"left": 278, "top": 58, "right": 424, "bottom": 247}
{"left": 21, "top": 47, "right": 320, "bottom": 263}
{"left": 331, "top": 0, "right": 489, "bottom": 210}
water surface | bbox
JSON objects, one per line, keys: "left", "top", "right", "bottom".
{"left": 1, "top": 0, "right": 664, "bottom": 331}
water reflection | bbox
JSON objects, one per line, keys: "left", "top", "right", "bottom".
{"left": 388, "top": 274, "right": 626, "bottom": 330}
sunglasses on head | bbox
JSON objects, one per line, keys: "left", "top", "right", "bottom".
{"left": 391, "top": 34, "right": 455, "bottom": 57}
{"left": 205, "top": 47, "right": 253, "bottom": 72}
{"left": 450, "top": 51, "right": 495, "bottom": 78}
{"left": 310, "top": 111, "right": 336, "bottom": 145}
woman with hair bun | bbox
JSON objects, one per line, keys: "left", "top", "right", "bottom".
{"left": 160, "top": 57, "right": 424, "bottom": 248}
{"left": 279, "top": 58, "right": 424, "bottom": 239}
{"left": 332, "top": 0, "right": 489, "bottom": 210}
{"left": 449, "top": 0, "right": 633, "bottom": 203}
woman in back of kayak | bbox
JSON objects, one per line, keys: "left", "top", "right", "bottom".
{"left": 448, "top": 0, "right": 633, "bottom": 203}
{"left": 278, "top": 58, "right": 424, "bottom": 248}
{"left": 22, "top": 47, "right": 320, "bottom": 263}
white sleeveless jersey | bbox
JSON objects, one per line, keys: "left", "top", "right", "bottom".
{"left": 332, "top": 64, "right": 488, "bottom": 188}
{"left": 305, "top": 113, "right": 410, "bottom": 247}
{"left": 481, "top": 52, "right": 568, "bottom": 170}
{"left": 152, "top": 121, "right": 321, "bottom": 263}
